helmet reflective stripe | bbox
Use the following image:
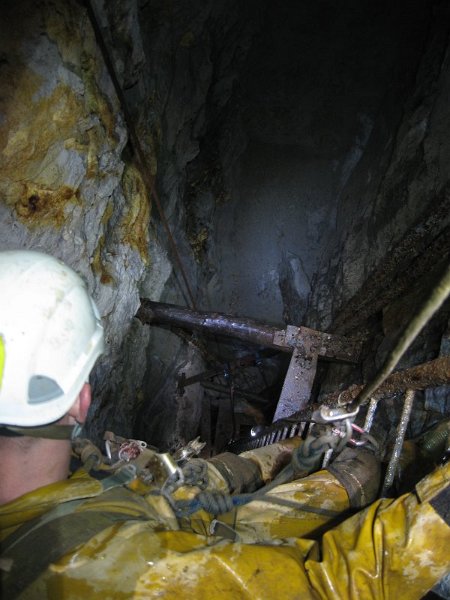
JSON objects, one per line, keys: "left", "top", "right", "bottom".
{"left": 0, "top": 250, "right": 104, "bottom": 427}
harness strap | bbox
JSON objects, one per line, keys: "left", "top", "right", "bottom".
{"left": 0, "top": 465, "right": 138, "bottom": 598}
{"left": 0, "top": 424, "right": 74, "bottom": 439}
{"left": 1, "top": 508, "right": 139, "bottom": 599}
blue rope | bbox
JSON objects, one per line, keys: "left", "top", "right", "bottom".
{"left": 174, "top": 432, "right": 343, "bottom": 518}
{"left": 174, "top": 491, "right": 252, "bottom": 517}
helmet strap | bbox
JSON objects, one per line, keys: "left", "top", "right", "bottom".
{"left": 0, "top": 424, "right": 75, "bottom": 440}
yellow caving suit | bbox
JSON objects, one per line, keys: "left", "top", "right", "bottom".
{"left": 0, "top": 449, "right": 449, "bottom": 599}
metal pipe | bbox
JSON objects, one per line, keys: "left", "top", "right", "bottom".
{"left": 137, "top": 299, "right": 281, "bottom": 349}
{"left": 381, "top": 389, "right": 415, "bottom": 496}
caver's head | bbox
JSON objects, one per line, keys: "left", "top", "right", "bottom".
{"left": 0, "top": 250, "right": 104, "bottom": 437}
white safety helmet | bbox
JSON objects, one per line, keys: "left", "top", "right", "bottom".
{"left": 0, "top": 250, "right": 104, "bottom": 427}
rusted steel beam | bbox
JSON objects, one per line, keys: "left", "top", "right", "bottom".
{"left": 322, "top": 356, "right": 450, "bottom": 407}
{"left": 137, "top": 300, "right": 361, "bottom": 363}
{"left": 273, "top": 343, "right": 318, "bottom": 421}
{"left": 137, "top": 299, "right": 280, "bottom": 348}
{"left": 272, "top": 324, "right": 361, "bottom": 363}
{"left": 137, "top": 300, "right": 362, "bottom": 422}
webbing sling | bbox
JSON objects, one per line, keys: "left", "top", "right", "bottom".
{"left": 1, "top": 466, "right": 138, "bottom": 599}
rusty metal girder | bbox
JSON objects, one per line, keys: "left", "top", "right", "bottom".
{"left": 137, "top": 301, "right": 361, "bottom": 362}
{"left": 137, "top": 300, "right": 362, "bottom": 421}
{"left": 272, "top": 325, "right": 361, "bottom": 420}
{"left": 228, "top": 357, "right": 450, "bottom": 454}
{"left": 272, "top": 324, "right": 361, "bottom": 363}
{"left": 137, "top": 300, "right": 280, "bottom": 348}
{"left": 323, "top": 356, "right": 450, "bottom": 407}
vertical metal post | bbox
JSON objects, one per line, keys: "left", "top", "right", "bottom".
{"left": 273, "top": 344, "right": 318, "bottom": 421}
{"left": 381, "top": 389, "right": 415, "bottom": 496}
{"left": 364, "top": 397, "right": 379, "bottom": 432}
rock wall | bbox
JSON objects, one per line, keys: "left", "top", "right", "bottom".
{"left": 0, "top": 0, "right": 157, "bottom": 440}
{"left": 0, "top": 0, "right": 266, "bottom": 448}
{"left": 305, "top": 1, "right": 450, "bottom": 432}
{"left": 307, "top": 1, "right": 450, "bottom": 366}
{"left": 203, "top": 0, "right": 437, "bottom": 332}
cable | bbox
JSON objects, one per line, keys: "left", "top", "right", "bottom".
{"left": 348, "top": 262, "right": 450, "bottom": 411}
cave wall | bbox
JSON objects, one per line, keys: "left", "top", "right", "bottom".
{"left": 0, "top": 0, "right": 161, "bottom": 440}
{"left": 308, "top": 0, "right": 450, "bottom": 337}
{"left": 206, "top": 0, "right": 436, "bottom": 329}
{"left": 0, "top": 0, "right": 266, "bottom": 448}
{"left": 305, "top": 0, "right": 450, "bottom": 397}
{"left": 301, "top": 0, "right": 450, "bottom": 434}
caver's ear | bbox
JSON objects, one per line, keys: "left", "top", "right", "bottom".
{"left": 68, "top": 383, "right": 92, "bottom": 424}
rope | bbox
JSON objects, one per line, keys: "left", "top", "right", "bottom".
{"left": 173, "top": 482, "right": 343, "bottom": 519}
{"left": 84, "top": 0, "right": 197, "bottom": 310}
{"left": 181, "top": 459, "right": 209, "bottom": 489}
{"left": 291, "top": 434, "right": 337, "bottom": 474}
{"left": 174, "top": 491, "right": 237, "bottom": 517}
{"left": 173, "top": 430, "right": 341, "bottom": 517}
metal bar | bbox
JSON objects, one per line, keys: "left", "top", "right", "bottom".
{"left": 137, "top": 300, "right": 280, "bottom": 348}
{"left": 137, "top": 301, "right": 362, "bottom": 424}
{"left": 178, "top": 368, "right": 223, "bottom": 392}
{"left": 228, "top": 355, "right": 450, "bottom": 454}
{"left": 381, "top": 389, "right": 415, "bottom": 496}
{"left": 325, "top": 356, "right": 450, "bottom": 407}
{"left": 349, "top": 262, "right": 450, "bottom": 411}
{"left": 227, "top": 419, "right": 307, "bottom": 454}
{"left": 273, "top": 345, "right": 318, "bottom": 421}
{"left": 136, "top": 301, "right": 361, "bottom": 363}
{"left": 363, "top": 397, "right": 379, "bottom": 432}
